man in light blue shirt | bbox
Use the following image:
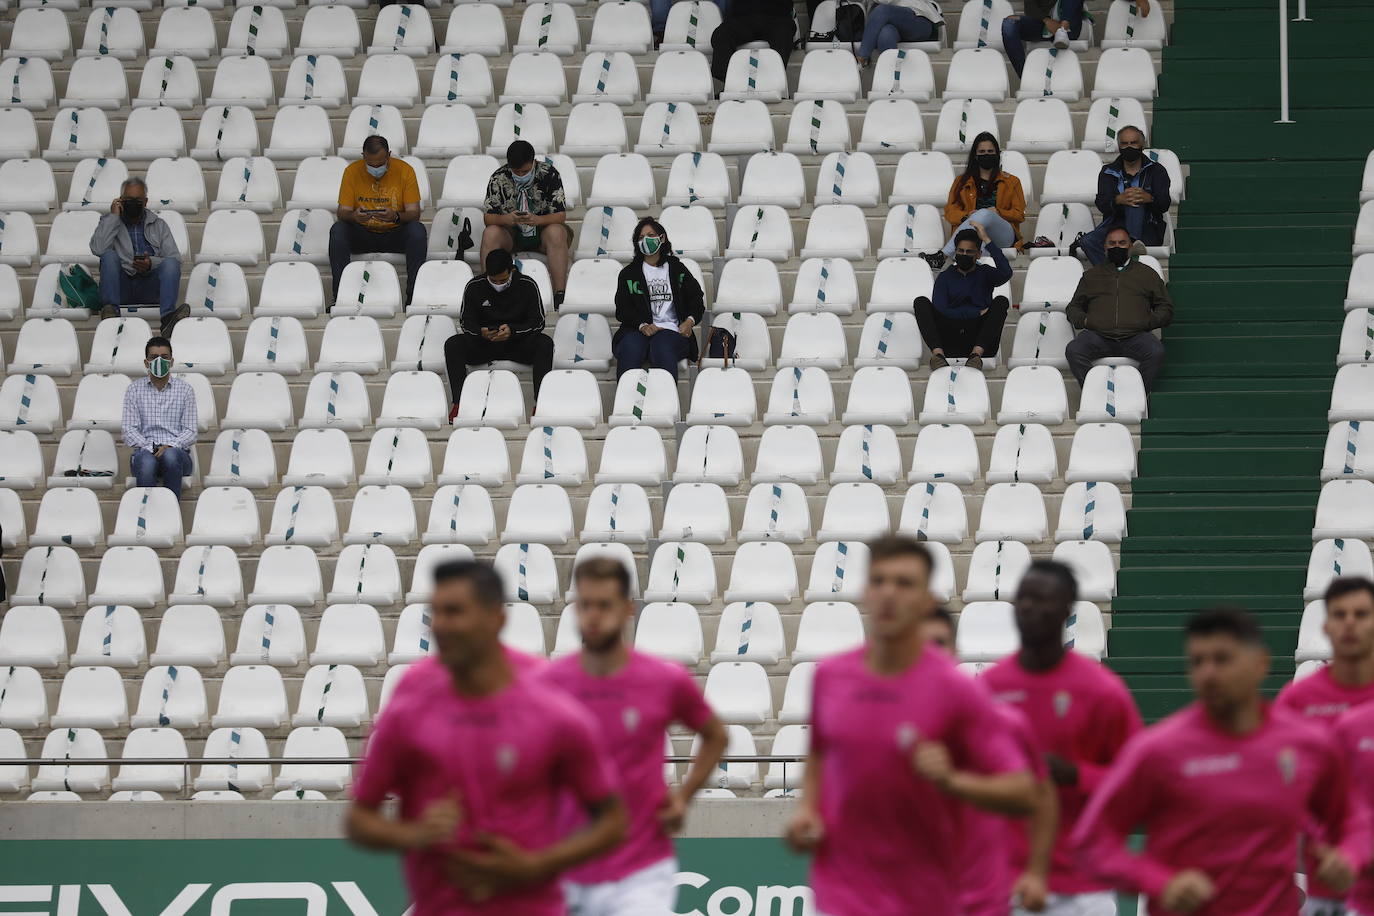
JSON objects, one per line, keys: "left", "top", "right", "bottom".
{"left": 122, "top": 335, "right": 197, "bottom": 499}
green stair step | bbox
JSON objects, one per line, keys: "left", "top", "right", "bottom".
{"left": 1111, "top": 611, "right": 1301, "bottom": 628}
{"left": 1116, "top": 567, "right": 1305, "bottom": 597}
{"left": 1109, "top": 626, "right": 1297, "bottom": 657}
{"left": 1129, "top": 476, "right": 1319, "bottom": 495}
{"left": 1120, "top": 673, "right": 1294, "bottom": 692}
{"left": 1107, "top": 656, "right": 1298, "bottom": 676}
{"left": 1146, "top": 389, "right": 1330, "bottom": 418}
{"left": 1120, "top": 551, "right": 1312, "bottom": 569}
{"left": 1138, "top": 447, "right": 1317, "bottom": 477}
{"left": 1110, "top": 596, "right": 1304, "bottom": 613}
{"left": 1141, "top": 418, "right": 1328, "bottom": 435}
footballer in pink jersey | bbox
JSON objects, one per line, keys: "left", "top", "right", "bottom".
{"left": 983, "top": 561, "right": 1143, "bottom": 916}
{"left": 785, "top": 536, "right": 1038, "bottom": 916}
{"left": 541, "top": 557, "right": 728, "bottom": 916}
{"left": 348, "top": 560, "right": 627, "bottom": 916}
{"left": 1275, "top": 577, "right": 1374, "bottom": 915}
{"left": 924, "top": 608, "right": 1060, "bottom": 916}
{"left": 1072, "top": 606, "right": 1362, "bottom": 916}
{"left": 1334, "top": 701, "right": 1374, "bottom": 916}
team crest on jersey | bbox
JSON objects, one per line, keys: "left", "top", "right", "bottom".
{"left": 895, "top": 722, "right": 919, "bottom": 750}
{"left": 495, "top": 743, "right": 518, "bottom": 775}
{"left": 622, "top": 706, "right": 641, "bottom": 733}
{"left": 1053, "top": 690, "right": 1073, "bottom": 719}
{"left": 1277, "top": 747, "right": 1297, "bottom": 785}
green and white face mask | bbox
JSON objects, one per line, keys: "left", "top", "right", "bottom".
{"left": 148, "top": 356, "right": 172, "bottom": 379}
{"left": 638, "top": 235, "right": 663, "bottom": 256}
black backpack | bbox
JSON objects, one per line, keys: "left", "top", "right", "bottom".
{"left": 808, "top": 0, "right": 865, "bottom": 46}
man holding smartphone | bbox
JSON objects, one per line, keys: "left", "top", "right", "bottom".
{"left": 481, "top": 140, "right": 571, "bottom": 312}
{"left": 90, "top": 177, "right": 188, "bottom": 335}
{"left": 444, "top": 248, "right": 553, "bottom": 421}
{"left": 330, "top": 134, "right": 427, "bottom": 306}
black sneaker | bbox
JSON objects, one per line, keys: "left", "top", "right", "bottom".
{"left": 1067, "top": 231, "right": 1086, "bottom": 258}
{"left": 918, "top": 251, "right": 947, "bottom": 271}
{"left": 161, "top": 303, "right": 190, "bottom": 336}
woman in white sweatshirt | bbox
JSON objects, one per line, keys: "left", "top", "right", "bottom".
{"left": 856, "top": 0, "right": 942, "bottom": 67}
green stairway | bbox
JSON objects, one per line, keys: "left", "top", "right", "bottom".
{"left": 1105, "top": 0, "right": 1374, "bottom": 720}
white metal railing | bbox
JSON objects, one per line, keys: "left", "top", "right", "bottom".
{"left": 1278, "top": 0, "right": 1312, "bottom": 124}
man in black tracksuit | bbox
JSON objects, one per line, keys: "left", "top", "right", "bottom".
{"left": 443, "top": 248, "right": 553, "bottom": 414}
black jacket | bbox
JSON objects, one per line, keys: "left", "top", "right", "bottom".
{"left": 613, "top": 256, "right": 705, "bottom": 359}
{"left": 458, "top": 269, "right": 545, "bottom": 337}
{"left": 1095, "top": 155, "right": 1172, "bottom": 245}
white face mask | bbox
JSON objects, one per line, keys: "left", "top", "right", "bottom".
{"left": 489, "top": 276, "right": 512, "bottom": 293}
{"left": 512, "top": 169, "right": 535, "bottom": 186}
{"left": 366, "top": 162, "right": 388, "bottom": 179}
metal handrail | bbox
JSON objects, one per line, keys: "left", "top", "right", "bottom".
{"left": 1277, "top": 0, "right": 1313, "bottom": 124}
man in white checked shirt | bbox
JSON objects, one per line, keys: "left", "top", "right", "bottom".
{"left": 122, "top": 335, "right": 197, "bottom": 500}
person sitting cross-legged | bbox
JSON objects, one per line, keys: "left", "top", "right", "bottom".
{"left": 444, "top": 248, "right": 553, "bottom": 422}
{"left": 90, "top": 177, "right": 188, "bottom": 335}
{"left": 1065, "top": 226, "right": 1173, "bottom": 393}
{"left": 612, "top": 216, "right": 704, "bottom": 379}
{"left": 915, "top": 223, "right": 1012, "bottom": 371}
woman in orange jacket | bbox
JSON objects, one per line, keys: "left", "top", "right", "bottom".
{"left": 922, "top": 131, "right": 1026, "bottom": 270}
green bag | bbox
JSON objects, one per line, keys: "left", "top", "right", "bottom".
{"left": 57, "top": 264, "right": 102, "bottom": 312}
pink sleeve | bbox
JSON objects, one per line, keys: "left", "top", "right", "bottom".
{"left": 352, "top": 704, "right": 407, "bottom": 806}
{"left": 1273, "top": 680, "right": 1301, "bottom": 714}
{"left": 556, "top": 701, "right": 618, "bottom": 807}
{"left": 672, "top": 665, "right": 714, "bottom": 733}
{"left": 1070, "top": 734, "right": 1175, "bottom": 899}
{"left": 1076, "top": 682, "right": 1145, "bottom": 795}
{"left": 1321, "top": 725, "right": 1370, "bottom": 871}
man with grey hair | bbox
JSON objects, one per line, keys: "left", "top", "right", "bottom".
{"left": 90, "top": 177, "right": 188, "bottom": 335}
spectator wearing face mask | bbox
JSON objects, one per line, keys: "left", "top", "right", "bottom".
{"left": 612, "top": 216, "right": 705, "bottom": 380}
{"left": 444, "top": 248, "right": 553, "bottom": 421}
{"left": 915, "top": 223, "right": 1012, "bottom": 371}
{"left": 482, "top": 140, "right": 571, "bottom": 312}
{"left": 1065, "top": 226, "right": 1173, "bottom": 392}
{"left": 922, "top": 132, "right": 1026, "bottom": 272}
{"left": 1073, "top": 125, "right": 1172, "bottom": 266}
{"left": 329, "top": 134, "right": 427, "bottom": 306}
{"left": 122, "top": 335, "right": 197, "bottom": 500}
{"left": 90, "top": 177, "right": 188, "bottom": 335}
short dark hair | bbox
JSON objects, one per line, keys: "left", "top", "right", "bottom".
{"left": 1118, "top": 124, "right": 1146, "bottom": 144}
{"left": 121, "top": 177, "right": 148, "bottom": 198}
{"left": 484, "top": 248, "right": 514, "bottom": 277}
{"left": 506, "top": 140, "right": 536, "bottom": 169}
{"left": 631, "top": 216, "right": 672, "bottom": 260}
{"left": 1185, "top": 605, "right": 1264, "bottom": 646}
{"left": 433, "top": 559, "right": 505, "bottom": 608}
{"left": 1324, "top": 576, "right": 1374, "bottom": 606}
{"left": 574, "top": 557, "right": 632, "bottom": 598}
{"left": 866, "top": 535, "right": 933, "bottom": 574}
{"left": 953, "top": 228, "right": 982, "bottom": 250}
{"left": 929, "top": 606, "right": 955, "bottom": 630}
{"left": 144, "top": 335, "right": 172, "bottom": 357}
{"left": 1024, "top": 559, "right": 1078, "bottom": 605}
{"left": 362, "top": 135, "right": 390, "bottom": 154}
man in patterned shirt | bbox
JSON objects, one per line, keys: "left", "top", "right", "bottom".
{"left": 482, "top": 140, "right": 571, "bottom": 312}
{"left": 122, "top": 335, "right": 197, "bottom": 500}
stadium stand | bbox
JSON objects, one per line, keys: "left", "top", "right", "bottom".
{"left": 0, "top": 0, "right": 1180, "bottom": 800}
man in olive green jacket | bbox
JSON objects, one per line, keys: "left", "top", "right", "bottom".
{"left": 1065, "top": 227, "right": 1173, "bottom": 392}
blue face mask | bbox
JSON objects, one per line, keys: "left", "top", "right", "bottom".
{"left": 366, "top": 163, "right": 388, "bottom": 179}
{"left": 512, "top": 169, "right": 535, "bottom": 186}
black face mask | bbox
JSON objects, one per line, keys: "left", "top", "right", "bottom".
{"left": 1120, "top": 146, "right": 1143, "bottom": 164}
{"left": 954, "top": 253, "right": 978, "bottom": 271}
{"left": 1106, "top": 247, "right": 1131, "bottom": 267}
{"left": 975, "top": 153, "right": 998, "bottom": 171}
{"left": 121, "top": 199, "right": 145, "bottom": 222}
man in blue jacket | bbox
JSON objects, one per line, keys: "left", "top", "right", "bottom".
{"left": 1074, "top": 125, "right": 1172, "bottom": 265}
{"left": 915, "top": 223, "right": 1012, "bottom": 370}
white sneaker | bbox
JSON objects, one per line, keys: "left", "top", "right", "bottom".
{"left": 1053, "top": 26, "right": 1070, "bottom": 48}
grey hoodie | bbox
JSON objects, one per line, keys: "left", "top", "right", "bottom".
{"left": 90, "top": 210, "right": 181, "bottom": 273}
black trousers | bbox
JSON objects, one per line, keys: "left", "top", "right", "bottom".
{"left": 914, "top": 296, "right": 1009, "bottom": 358}
{"left": 710, "top": 11, "right": 795, "bottom": 81}
{"left": 328, "top": 221, "right": 427, "bottom": 305}
{"left": 1065, "top": 329, "right": 1165, "bottom": 393}
{"left": 443, "top": 333, "right": 554, "bottom": 404}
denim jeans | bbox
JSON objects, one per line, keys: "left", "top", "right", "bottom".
{"left": 1078, "top": 206, "right": 1157, "bottom": 265}
{"left": 1001, "top": 0, "right": 1084, "bottom": 74}
{"left": 943, "top": 209, "right": 1017, "bottom": 256}
{"left": 858, "top": 4, "right": 937, "bottom": 60}
{"left": 614, "top": 328, "right": 690, "bottom": 379}
{"left": 98, "top": 249, "right": 182, "bottom": 318}
{"left": 131, "top": 446, "right": 193, "bottom": 500}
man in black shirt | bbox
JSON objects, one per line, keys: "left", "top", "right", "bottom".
{"left": 443, "top": 248, "right": 553, "bottom": 419}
